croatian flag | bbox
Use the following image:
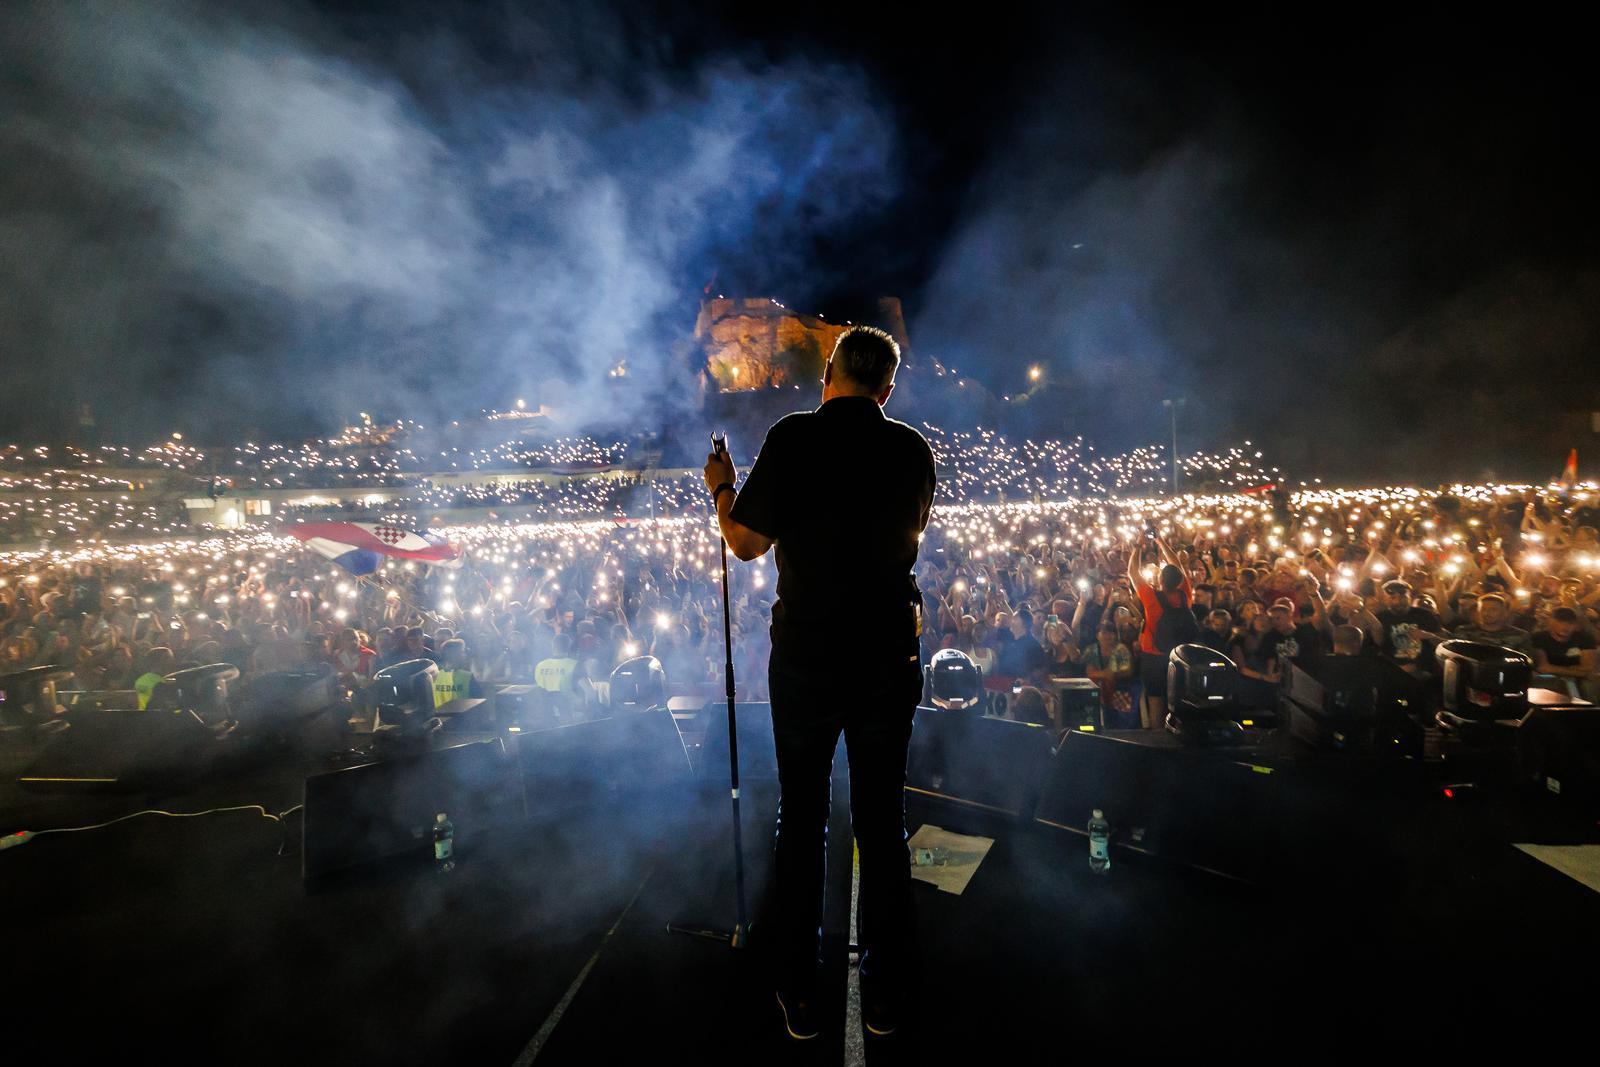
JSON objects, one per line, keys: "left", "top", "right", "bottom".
{"left": 289, "top": 522, "right": 463, "bottom": 576}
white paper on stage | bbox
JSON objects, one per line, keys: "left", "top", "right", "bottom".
{"left": 907, "top": 825, "right": 994, "bottom": 896}
{"left": 1514, "top": 843, "right": 1600, "bottom": 895}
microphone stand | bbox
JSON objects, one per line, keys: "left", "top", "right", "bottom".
{"left": 667, "top": 440, "right": 749, "bottom": 948}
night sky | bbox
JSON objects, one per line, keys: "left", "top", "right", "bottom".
{"left": 2, "top": 1, "right": 1595, "bottom": 479}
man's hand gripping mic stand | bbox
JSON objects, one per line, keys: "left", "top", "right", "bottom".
{"left": 666, "top": 431, "right": 750, "bottom": 948}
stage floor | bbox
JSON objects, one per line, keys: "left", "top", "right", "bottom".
{"left": 3, "top": 731, "right": 1598, "bottom": 1065}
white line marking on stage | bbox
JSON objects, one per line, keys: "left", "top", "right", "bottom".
{"left": 845, "top": 843, "right": 864, "bottom": 1067}
{"left": 513, "top": 872, "right": 652, "bottom": 1066}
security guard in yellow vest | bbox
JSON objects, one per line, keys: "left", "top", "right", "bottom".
{"left": 135, "top": 647, "right": 176, "bottom": 709}
{"left": 534, "top": 633, "right": 579, "bottom": 695}
{"left": 432, "top": 638, "right": 476, "bottom": 707}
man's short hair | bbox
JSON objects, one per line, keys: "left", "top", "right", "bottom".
{"left": 1331, "top": 624, "right": 1363, "bottom": 654}
{"left": 1551, "top": 607, "right": 1580, "bottom": 623}
{"left": 829, "top": 325, "right": 900, "bottom": 393}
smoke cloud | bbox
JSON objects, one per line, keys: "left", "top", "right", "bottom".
{"left": 0, "top": 0, "right": 898, "bottom": 441}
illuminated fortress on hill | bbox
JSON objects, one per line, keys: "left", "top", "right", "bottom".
{"left": 695, "top": 296, "right": 913, "bottom": 392}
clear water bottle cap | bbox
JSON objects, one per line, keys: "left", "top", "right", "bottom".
{"left": 1091, "top": 809, "right": 1103, "bottom": 819}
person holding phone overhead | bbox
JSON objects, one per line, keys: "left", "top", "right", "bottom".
{"left": 1129, "top": 531, "right": 1198, "bottom": 729}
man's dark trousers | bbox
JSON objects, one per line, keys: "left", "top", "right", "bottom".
{"left": 767, "top": 644, "right": 923, "bottom": 997}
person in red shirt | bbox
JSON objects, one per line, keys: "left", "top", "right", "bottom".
{"left": 1128, "top": 534, "right": 1194, "bottom": 729}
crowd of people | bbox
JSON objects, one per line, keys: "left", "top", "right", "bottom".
{"left": 1, "top": 420, "right": 1280, "bottom": 548}
{"left": 278, "top": 474, "right": 708, "bottom": 521}
{"left": 3, "top": 468, "right": 1598, "bottom": 732}
{"left": 917, "top": 483, "right": 1600, "bottom": 732}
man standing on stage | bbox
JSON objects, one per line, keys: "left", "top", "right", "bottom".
{"left": 703, "top": 325, "right": 936, "bottom": 1042}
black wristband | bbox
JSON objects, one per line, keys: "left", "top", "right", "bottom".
{"left": 712, "top": 482, "right": 735, "bottom": 503}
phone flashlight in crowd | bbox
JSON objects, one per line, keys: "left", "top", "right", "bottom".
{"left": 953, "top": 580, "right": 966, "bottom": 593}
{"left": 1336, "top": 577, "right": 1353, "bottom": 591}
{"left": 1076, "top": 579, "right": 1089, "bottom": 592}
{"left": 654, "top": 612, "right": 671, "bottom": 629}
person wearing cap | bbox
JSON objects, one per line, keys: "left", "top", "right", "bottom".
{"left": 1531, "top": 607, "right": 1597, "bottom": 700}
{"left": 1262, "top": 598, "right": 1322, "bottom": 669}
{"left": 1374, "top": 579, "right": 1443, "bottom": 669}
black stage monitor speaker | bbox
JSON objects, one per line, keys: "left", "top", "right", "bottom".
{"left": 302, "top": 737, "right": 525, "bottom": 882}
{"left": 242, "top": 664, "right": 340, "bottom": 732}
{"left": 19, "top": 703, "right": 227, "bottom": 791}
{"left": 697, "top": 702, "right": 778, "bottom": 782}
{"left": 1517, "top": 693, "right": 1600, "bottom": 810}
{"left": 1285, "top": 660, "right": 1380, "bottom": 751}
{"left": 516, "top": 706, "right": 692, "bottom": 819}
{"left": 1051, "top": 677, "right": 1104, "bottom": 733}
{"left": 1035, "top": 730, "right": 1281, "bottom": 882}
{"left": 905, "top": 707, "right": 1055, "bottom": 820}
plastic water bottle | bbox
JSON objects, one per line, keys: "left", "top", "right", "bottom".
{"left": 1088, "top": 809, "right": 1110, "bottom": 874}
{"left": 432, "top": 812, "right": 456, "bottom": 873}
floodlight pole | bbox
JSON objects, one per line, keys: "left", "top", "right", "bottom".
{"left": 1163, "top": 398, "right": 1186, "bottom": 496}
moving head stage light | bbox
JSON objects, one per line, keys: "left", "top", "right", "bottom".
{"left": 608, "top": 655, "right": 665, "bottom": 710}
{"left": 366, "top": 659, "right": 440, "bottom": 738}
{"left": 927, "top": 648, "right": 983, "bottom": 711}
{"left": 1166, "top": 643, "right": 1245, "bottom": 745}
{"left": 0, "top": 666, "right": 74, "bottom": 736}
{"left": 149, "top": 663, "right": 241, "bottom": 731}
{"left": 1434, "top": 640, "right": 1533, "bottom": 741}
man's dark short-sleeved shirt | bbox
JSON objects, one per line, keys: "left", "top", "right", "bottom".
{"left": 1532, "top": 629, "right": 1596, "bottom": 669}
{"left": 731, "top": 395, "right": 936, "bottom": 665}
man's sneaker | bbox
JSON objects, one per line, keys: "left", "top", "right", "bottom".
{"left": 862, "top": 990, "right": 899, "bottom": 1037}
{"left": 775, "top": 988, "right": 819, "bottom": 1041}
